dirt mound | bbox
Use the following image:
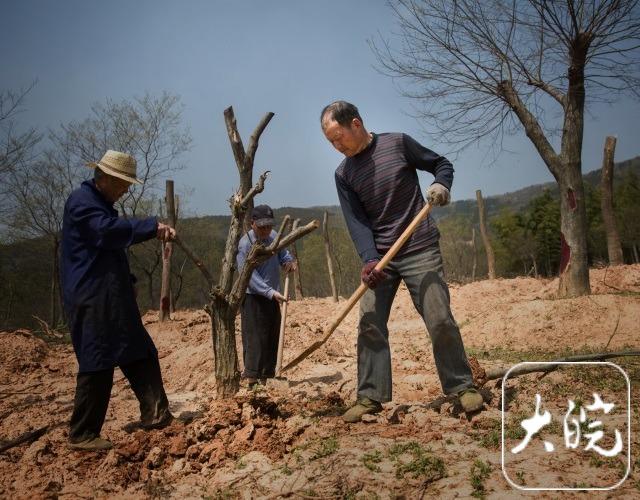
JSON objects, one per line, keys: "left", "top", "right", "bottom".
{"left": 0, "top": 330, "right": 48, "bottom": 373}
{"left": 1, "top": 265, "right": 639, "bottom": 498}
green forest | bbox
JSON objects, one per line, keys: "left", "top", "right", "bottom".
{"left": 1, "top": 157, "right": 639, "bottom": 332}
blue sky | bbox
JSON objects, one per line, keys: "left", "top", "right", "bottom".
{"left": 2, "top": 0, "right": 639, "bottom": 216}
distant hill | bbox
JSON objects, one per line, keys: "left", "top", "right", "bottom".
{"left": 430, "top": 156, "right": 640, "bottom": 222}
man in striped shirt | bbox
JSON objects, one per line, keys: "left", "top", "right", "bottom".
{"left": 321, "top": 100, "right": 483, "bottom": 422}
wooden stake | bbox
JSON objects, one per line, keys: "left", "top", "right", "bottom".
{"left": 160, "top": 180, "right": 176, "bottom": 321}
{"left": 275, "top": 274, "right": 291, "bottom": 375}
{"left": 476, "top": 189, "right": 496, "bottom": 279}
{"left": 323, "top": 211, "right": 338, "bottom": 302}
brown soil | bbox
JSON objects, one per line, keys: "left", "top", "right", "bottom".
{"left": 1, "top": 265, "right": 639, "bottom": 498}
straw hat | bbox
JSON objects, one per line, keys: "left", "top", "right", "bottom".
{"left": 87, "top": 150, "right": 142, "bottom": 185}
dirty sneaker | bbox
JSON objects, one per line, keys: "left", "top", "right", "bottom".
{"left": 342, "top": 396, "right": 383, "bottom": 423}
{"left": 458, "top": 387, "right": 484, "bottom": 413}
{"left": 68, "top": 437, "right": 113, "bottom": 451}
{"left": 241, "top": 377, "right": 259, "bottom": 389}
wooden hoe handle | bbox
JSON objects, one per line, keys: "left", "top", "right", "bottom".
{"left": 280, "top": 202, "right": 433, "bottom": 373}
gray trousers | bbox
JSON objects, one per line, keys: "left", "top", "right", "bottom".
{"left": 357, "top": 244, "right": 473, "bottom": 402}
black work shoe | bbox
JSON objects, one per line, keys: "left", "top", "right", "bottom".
{"left": 458, "top": 387, "right": 484, "bottom": 413}
{"left": 68, "top": 437, "right": 113, "bottom": 451}
{"left": 342, "top": 397, "right": 383, "bottom": 423}
{"left": 142, "top": 413, "right": 174, "bottom": 430}
{"left": 124, "top": 413, "right": 174, "bottom": 433}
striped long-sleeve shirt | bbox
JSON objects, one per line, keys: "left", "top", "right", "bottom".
{"left": 335, "top": 133, "right": 453, "bottom": 262}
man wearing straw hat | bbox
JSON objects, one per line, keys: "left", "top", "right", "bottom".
{"left": 236, "top": 204, "right": 297, "bottom": 387}
{"left": 321, "top": 101, "right": 483, "bottom": 422}
{"left": 61, "top": 150, "right": 175, "bottom": 451}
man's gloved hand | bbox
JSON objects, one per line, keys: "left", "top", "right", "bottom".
{"left": 272, "top": 291, "right": 287, "bottom": 303}
{"left": 426, "top": 183, "right": 450, "bottom": 206}
{"left": 282, "top": 261, "right": 298, "bottom": 273}
{"left": 361, "top": 259, "right": 388, "bottom": 289}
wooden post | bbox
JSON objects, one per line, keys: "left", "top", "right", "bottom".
{"left": 171, "top": 195, "right": 180, "bottom": 313}
{"left": 290, "top": 219, "right": 304, "bottom": 300}
{"left": 323, "top": 211, "right": 339, "bottom": 302}
{"left": 471, "top": 227, "right": 477, "bottom": 282}
{"left": 275, "top": 274, "right": 290, "bottom": 375}
{"left": 159, "top": 180, "right": 176, "bottom": 321}
{"left": 601, "top": 136, "right": 624, "bottom": 266}
{"left": 476, "top": 189, "right": 496, "bottom": 279}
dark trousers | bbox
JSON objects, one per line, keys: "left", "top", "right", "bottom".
{"left": 69, "top": 356, "right": 171, "bottom": 443}
{"left": 240, "top": 293, "right": 281, "bottom": 379}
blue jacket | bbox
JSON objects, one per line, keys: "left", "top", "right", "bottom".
{"left": 236, "top": 229, "right": 293, "bottom": 299}
{"left": 61, "top": 180, "right": 159, "bottom": 372}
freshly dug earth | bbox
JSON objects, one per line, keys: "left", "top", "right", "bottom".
{"left": 1, "top": 265, "right": 638, "bottom": 498}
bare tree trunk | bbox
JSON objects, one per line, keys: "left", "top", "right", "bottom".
{"left": 600, "top": 136, "right": 624, "bottom": 266}
{"left": 557, "top": 168, "right": 591, "bottom": 297}
{"left": 322, "top": 211, "right": 338, "bottom": 302}
{"left": 633, "top": 244, "right": 639, "bottom": 264}
{"left": 475, "top": 190, "right": 495, "bottom": 279}
{"left": 471, "top": 226, "right": 477, "bottom": 282}
{"left": 212, "top": 107, "right": 274, "bottom": 398}
{"left": 498, "top": 75, "right": 591, "bottom": 297}
{"left": 290, "top": 219, "right": 304, "bottom": 300}
{"left": 159, "top": 180, "right": 176, "bottom": 321}
{"left": 50, "top": 236, "right": 59, "bottom": 326}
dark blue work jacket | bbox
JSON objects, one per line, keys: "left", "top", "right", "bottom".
{"left": 61, "top": 180, "right": 158, "bottom": 373}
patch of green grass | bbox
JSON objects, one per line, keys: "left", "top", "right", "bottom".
{"left": 470, "top": 459, "right": 492, "bottom": 498}
{"left": 471, "top": 419, "right": 501, "bottom": 449}
{"left": 204, "top": 488, "right": 236, "bottom": 500}
{"left": 310, "top": 436, "right": 339, "bottom": 460}
{"left": 504, "top": 415, "right": 527, "bottom": 441}
{"left": 361, "top": 450, "right": 383, "bottom": 472}
{"left": 387, "top": 441, "right": 445, "bottom": 481}
{"left": 280, "top": 464, "right": 293, "bottom": 476}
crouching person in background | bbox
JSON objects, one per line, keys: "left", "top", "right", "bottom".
{"left": 61, "top": 150, "right": 175, "bottom": 451}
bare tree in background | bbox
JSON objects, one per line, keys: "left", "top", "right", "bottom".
{"left": 476, "top": 190, "right": 496, "bottom": 279}
{"left": 0, "top": 82, "right": 41, "bottom": 218}
{"left": 373, "top": 0, "right": 640, "bottom": 297}
{"left": 322, "top": 211, "right": 339, "bottom": 302}
{"left": 600, "top": 136, "right": 624, "bottom": 265}
{"left": 6, "top": 147, "right": 83, "bottom": 325}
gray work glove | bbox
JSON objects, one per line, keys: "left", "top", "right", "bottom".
{"left": 426, "top": 183, "right": 450, "bottom": 206}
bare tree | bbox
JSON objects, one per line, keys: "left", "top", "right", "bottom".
{"left": 0, "top": 82, "right": 41, "bottom": 218}
{"left": 179, "top": 107, "right": 318, "bottom": 398}
{"left": 600, "top": 136, "right": 624, "bottom": 265}
{"left": 373, "top": 0, "right": 640, "bottom": 297}
{"left": 322, "top": 211, "right": 339, "bottom": 302}
{"left": 50, "top": 91, "right": 191, "bottom": 218}
{"left": 6, "top": 148, "right": 83, "bottom": 325}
